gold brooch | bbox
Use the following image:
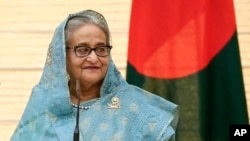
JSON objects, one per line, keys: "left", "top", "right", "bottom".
{"left": 108, "top": 96, "right": 120, "bottom": 109}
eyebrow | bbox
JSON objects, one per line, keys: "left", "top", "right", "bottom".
{"left": 75, "top": 42, "right": 107, "bottom": 47}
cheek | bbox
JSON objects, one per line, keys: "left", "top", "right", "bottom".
{"left": 66, "top": 54, "right": 72, "bottom": 73}
{"left": 101, "top": 58, "right": 109, "bottom": 72}
{"left": 66, "top": 53, "right": 79, "bottom": 75}
{"left": 66, "top": 60, "right": 71, "bottom": 74}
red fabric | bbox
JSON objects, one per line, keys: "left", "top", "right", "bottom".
{"left": 128, "top": 0, "right": 236, "bottom": 78}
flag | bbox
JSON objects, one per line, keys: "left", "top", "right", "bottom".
{"left": 126, "top": 0, "right": 249, "bottom": 140}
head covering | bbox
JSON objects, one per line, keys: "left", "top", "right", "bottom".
{"left": 11, "top": 10, "right": 178, "bottom": 141}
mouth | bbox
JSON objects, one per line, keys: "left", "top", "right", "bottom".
{"left": 83, "top": 66, "right": 100, "bottom": 70}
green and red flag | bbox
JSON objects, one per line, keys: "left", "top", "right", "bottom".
{"left": 126, "top": 0, "right": 248, "bottom": 140}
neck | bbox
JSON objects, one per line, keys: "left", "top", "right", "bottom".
{"left": 69, "top": 80, "right": 101, "bottom": 104}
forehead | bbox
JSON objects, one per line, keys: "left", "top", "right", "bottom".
{"left": 67, "top": 24, "right": 107, "bottom": 46}
{"left": 65, "top": 15, "right": 110, "bottom": 45}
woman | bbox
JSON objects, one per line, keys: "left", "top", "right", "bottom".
{"left": 11, "top": 10, "right": 178, "bottom": 141}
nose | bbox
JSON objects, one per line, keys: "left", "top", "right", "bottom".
{"left": 86, "top": 50, "right": 98, "bottom": 62}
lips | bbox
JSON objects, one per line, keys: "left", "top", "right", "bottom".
{"left": 83, "top": 66, "right": 100, "bottom": 70}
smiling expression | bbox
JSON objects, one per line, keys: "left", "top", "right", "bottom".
{"left": 66, "top": 24, "right": 109, "bottom": 85}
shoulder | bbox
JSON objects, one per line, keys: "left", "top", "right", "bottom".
{"left": 119, "top": 84, "right": 178, "bottom": 114}
{"left": 115, "top": 84, "right": 179, "bottom": 140}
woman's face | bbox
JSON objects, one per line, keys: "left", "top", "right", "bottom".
{"left": 66, "top": 24, "right": 109, "bottom": 85}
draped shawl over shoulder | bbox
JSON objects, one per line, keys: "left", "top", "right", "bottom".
{"left": 11, "top": 10, "right": 179, "bottom": 141}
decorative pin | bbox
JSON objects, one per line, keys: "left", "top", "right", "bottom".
{"left": 108, "top": 96, "right": 120, "bottom": 109}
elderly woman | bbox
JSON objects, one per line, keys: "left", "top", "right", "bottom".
{"left": 11, "top": 10, "right": 178, "bottom": 141}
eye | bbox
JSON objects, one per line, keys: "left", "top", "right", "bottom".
{"left": 76, "top": 47, "right": 90, "bottom": 54}
{"left": 96, "top": 47, "right": 106, "bottom": 53}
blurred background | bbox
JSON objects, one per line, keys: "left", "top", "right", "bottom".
{"left": 0, "top": 0, "right": 249, "bottom": 140}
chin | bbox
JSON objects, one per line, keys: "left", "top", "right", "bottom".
{"left": 82, "top": 77, "right": 104, "bottom": 84}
